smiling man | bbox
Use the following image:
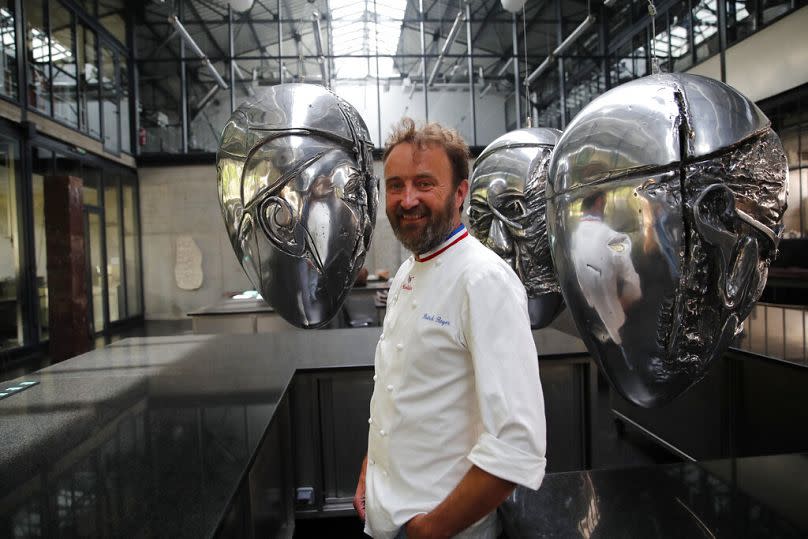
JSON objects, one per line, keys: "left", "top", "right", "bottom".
{"left": 354, "top": 119, "right": 547, "bottom": 539}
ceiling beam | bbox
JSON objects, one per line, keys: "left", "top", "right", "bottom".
{"left": 185, "top": 1, "right": 229, "bottom": 59}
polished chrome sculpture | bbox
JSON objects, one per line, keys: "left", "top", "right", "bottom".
{"left": 469, "top": 128, "right": 564, "bottom": 328}
{"left": 217, "top": 83, "right": 378, "bottom": 328}
{"left": 547, "top": 73, "right": 787, "bottom": 407}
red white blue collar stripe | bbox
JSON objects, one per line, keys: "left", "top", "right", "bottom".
{"left": 415, "top": 224, "right": 468, "bottom": 262}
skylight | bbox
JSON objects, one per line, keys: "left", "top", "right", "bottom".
{"left": 329, "top": 0, "right": 407, "bottom": 79}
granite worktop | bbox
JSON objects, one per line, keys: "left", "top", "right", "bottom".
{"left": 0, "top": 329, "right": 382, "bottom": 537}
{"left": 2, "top": 325, "right": 806, "bottom": 537}
{"left": 0, "top": 326, "right": 584, "bottom": 537}
{"left": 501, "top": 452, "right": 808, "bottom": 537}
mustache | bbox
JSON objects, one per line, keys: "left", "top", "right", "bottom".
{"left": 396, "top": 206, "right": 430, "bottom": 219}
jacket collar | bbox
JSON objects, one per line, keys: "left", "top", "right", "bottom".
{"left": 415, "top": 224, "right": 468, "bottom": 262}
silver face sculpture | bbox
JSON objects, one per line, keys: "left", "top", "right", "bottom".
{"left": 547, "top": 73, "right": 787, "bottom": 407}
{"left": 469, "top": 128, "right": 564, "bottom": 329}
{"left": 217, "top": 83, "right": 378, "bottom": 328}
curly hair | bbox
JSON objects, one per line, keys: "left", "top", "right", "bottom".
{"left": 383, "top": 117, "right": 470, "bottom": 189}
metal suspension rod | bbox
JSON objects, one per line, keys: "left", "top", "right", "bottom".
{"left": 169, "top": 15, "right": 229, "bottom": 89}
{"left": 312, "top": 12, "right": 329, "bottom": 86}
{"left": 427, "top": 10, "right": 464, "bottom": 87}
{"left": 525, "top": 13, "right": 595, "bottom": 86}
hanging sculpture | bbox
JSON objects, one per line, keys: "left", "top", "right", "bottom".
{"left": 217, "top": 83, "right": 378, "bottom": 328}
{"left": 469, "top": 128, "right": 565, "bottom": 328}
{"left": 546, "top": 73, "right": 788, "bottom": 407}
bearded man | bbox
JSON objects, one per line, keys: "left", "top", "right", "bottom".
{"left": 354, "top": 119, "right": 547, "bottom": 539}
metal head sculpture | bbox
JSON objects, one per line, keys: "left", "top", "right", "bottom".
{"left": 217, "top": 83, "right": 378, "bottom": 328}
{"left": 547, "top": 73, "right": 787, "bottom": 407}
{"left": 469, "top": 128, "right": 564, "bottom": 328}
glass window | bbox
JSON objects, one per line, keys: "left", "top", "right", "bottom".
{"left": 82, "top": 164, "right": 100, "bottom": 206}
{"left": 77, "top": 23, "right": 100, "bottom": 138}
{"left": 0, "top": 136, "right": 21, "bottom": 350}
{"left": 31, "top": 147, "right": 54, "bottom": 340}
{"left": 101, "top": 44, "right": 119, "bottom": 152}
{"left": 78, "top": 0, "right": 95, "bottom": 18}
{"left": 122, "top": 179, "right": 141, "bottom": 317}
{"left": 26, "top": 0, "right": 51, "bottom": 114}
{"left": 0, "top": 1, "right": 18, "bottom": 100}
{"left": 726, "top": 0, "right": 757, "bottom": 44}
{"left": 104, "top": 178, "right": 122, "bottom": 322}
{"left": 87, "top": 210, "right": 104, "bottom": 333}
{"left": 51, "top": 2, "right": 78, "bottom": 127}
{"left": 692, "top": 0, "right": 719, "bottom": 64}
{"left": 97, "top": 0, "right": 126, "bottom": 46}
{"left": 120, "top": 59, "right": 130, "bottom": 153}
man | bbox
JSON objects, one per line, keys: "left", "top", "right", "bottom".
{"left": 354, "top": 118, "right": 546, "bottom": 539}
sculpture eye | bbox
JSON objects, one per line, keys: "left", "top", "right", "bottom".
{"left": 502, "top": 199, "right": 527, "bottom": 218}
{"left": 468, "top": 205, "right": 492, "bottom": 230}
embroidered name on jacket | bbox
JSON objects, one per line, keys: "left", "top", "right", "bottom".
{"left": 402, "top": 274, "right": 415, "bottom": 291}
{"left": 422, "top": 313, "right": 450, "bottom": 327}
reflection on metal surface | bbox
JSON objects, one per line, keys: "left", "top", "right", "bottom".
{"left": 468, "top": 128, "right": 564, "bottom": 328}
{"left": 547, "top": 73, "right": 788, "bottom": 407}
{"left": 217, "top": 83, "right": 378, "bottom": 328}
{"left": 736, "top": 302, "right": 808, "bottom": 365}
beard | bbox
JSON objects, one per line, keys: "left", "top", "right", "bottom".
{"left": 388, "top": 194, "right": 457, "bottom": 254}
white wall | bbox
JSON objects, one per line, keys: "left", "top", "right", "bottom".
{"left": 687, "top": 5, "right": 808, "bottom": 102}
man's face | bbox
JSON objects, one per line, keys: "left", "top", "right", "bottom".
{"left": 384, "top": 142, "right": 467, "bottom": 253}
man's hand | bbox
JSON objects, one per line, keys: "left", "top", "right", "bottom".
{"left": 404, "top": 514, "right": 438, "bottom": 539}
{"left": 405, "top": 466, "right": 514, "bottom": 539}
{"left": 353, "top": 456, "right": 368, "bottom": 520}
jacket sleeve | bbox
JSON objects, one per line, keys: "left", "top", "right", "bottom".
{"left": 461, "top": 263, "right": 547, "bottom": 490}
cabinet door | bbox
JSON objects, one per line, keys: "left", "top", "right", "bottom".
{"left": 291, "top": 369, "right": 374, "bottom": 513}
{"left": 319, "top": 370, "right": 375, "bottom": 506}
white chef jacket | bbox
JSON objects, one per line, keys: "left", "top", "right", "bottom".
{"left": 364, "top": 225, "right": 547, "bottom": 539}
{"left": 571, "top": 217, "right": 642, "bottom": 345}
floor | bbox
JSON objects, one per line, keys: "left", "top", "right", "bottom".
{"left": 2, "top": 321, "right": 680, "bottom": 539}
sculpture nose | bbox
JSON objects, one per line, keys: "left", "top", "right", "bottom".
{"left": 487, "top": 218, "right": 513, "bottom": 256}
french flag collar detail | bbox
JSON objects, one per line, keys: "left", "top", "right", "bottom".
{"left": 415, "top": 224, "right": 468, "bottom": 262}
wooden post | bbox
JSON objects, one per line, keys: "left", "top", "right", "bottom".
{"left": 44, "top": 176, "right": 90, "bottom": 362}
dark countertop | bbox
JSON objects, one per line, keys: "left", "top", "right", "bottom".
{"left": 0, "top": 326, "right": 582, "bottom": 537}
{"left": 500, "top": 453, "right": 808, "bottom": 538}
{"left": 0, "top": 329, "right": 381, "bottom": 538}
{"left": 187, "top": 297, "right": 276, "bottom": 316}
{"left": 14, "top": 325, "right": 806, "bottom": 538}
{"left": 188, "top": 283, "right": 392, "bottom": 317}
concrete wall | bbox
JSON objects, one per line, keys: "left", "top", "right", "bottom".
{"left": 139, "top": 160, "right": 409, "bottom": 319}
{"left": 139, "top": 165, "right": 250, "bottom": 319}
{"left": 140, "top": 156, "right": 476, "bottom": 319}
{"left": 686, "top": 5, "right": 808, "bottom": 102}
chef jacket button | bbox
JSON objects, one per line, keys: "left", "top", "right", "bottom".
{"left": 386, "top": 384, "right": 394, "bottom": 392}
{"left": 411, "top": 300, "right": 417, "bottom": 308}
{"left": 436, "top": 259, "right": 442, "bottom": 267}
{"left": 368, "top": 417, "right": 373, "bottom": 424}
{"left": 369, "top": 458, "right": 375, "bottom": 465}
{"left": 373, "top": 374, "right": 378, "bottom": 381}
{"left": 382, "top": 470, "right": 388, "bottom": 477}
{"left": 396, "top": 343, "right": 403, "bottom": 351}
{"left": 379, "top": 429, "right": 386, "bottom": 436}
